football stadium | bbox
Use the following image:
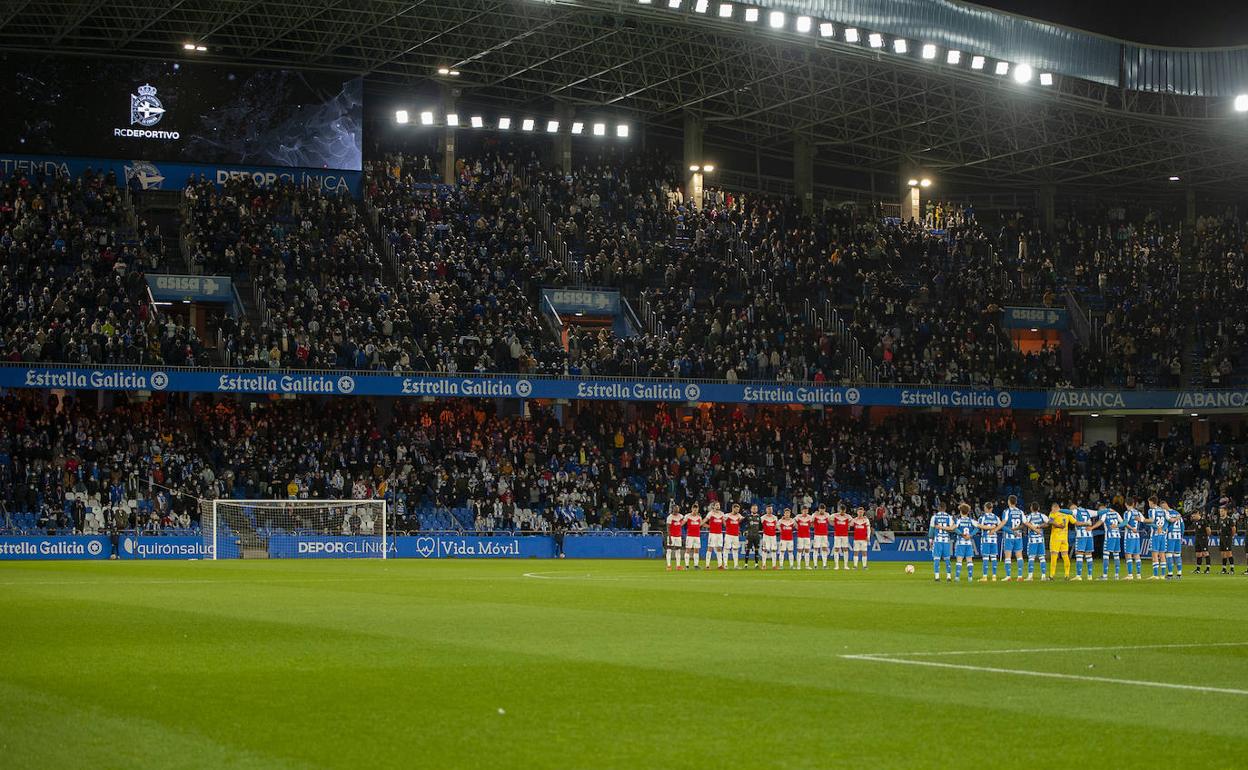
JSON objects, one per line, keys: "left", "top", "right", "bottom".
{"left": 3, "top": 0, "right": 1248, "bottom": 766}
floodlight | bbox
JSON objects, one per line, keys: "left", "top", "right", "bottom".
{"left": 995, "top": 61, "right": 1009, "bottom": 76}
{"left": 694, "top": 0, "right": 708, "bottom": 11}
{"left": 437, "top": 67, "right": 450, "bottom": 75}
{"left": 1039, "top": 72, "right": 1054, "bottom": 86}
{"left": 667, "top": 0, "right": 681, "bottom": 8}
{"left": 592, "top": 122, "right": 606, "bottom": 136}
{"left": 195, "top": 45, "right": 207, "bottom": 51}
{"left": 971, "top": 55, "right": 985, "bottom": 70}
{"left": 445, "top": 113, "right": 459, "bottom": 127}
{"left": 546, "top": 120, "right": 559, "bottom": 133}
{"left": 919, "top": 178, "right": 932, "bottom": 188}
{"left": 471, "top": 116, "right": 484, "bottom": 128}
{"left": 183, "top": 43, "right": 196, "bottom": 50}
{"left": 819, "top": 22, "right": 834, "bottom": 37}
{"left": 395, "top": 110, "right": 409, "bottom": 124}
{"left": 868, "top": 33, "right": 883, "bottom": 48}
{"left": 1013, "top": 63, "right": 1033, "bottom": 83}
{"left": 843, "top": 28, "right": 859, "bottom": 43}
{"left": 571, "top": 121, "right": 584, "bottom": 134}
{"left": 522, "top": 119, "right": 535, "bottom": 131}
{"left": 906, "top": 178, "right": 919, "bottom": 187}
{"left": 617, "top": 124, "right": 630, "bottom": 138}
{"left": 922, "top": 44, "right": 937, "bottom": 59}
{"left": 498, "top": 117, "right": 512, "bottom": 130}
{"left": 744, "top": 7, "right": 758, "bottom": 22}
{"left": 719, "top": 4, "right": 733, "bottom": 18}
{"left": 1169, "top": 175, "right": 1181, "bottom": 181}
{"left": 1235, "top": 94, "right": 1248, "bottom": 112}
{"left": 768, "top": 11, "right": 784, "bottom": 28}
{"left": 702, "top": 164, "right": 714, "bottom": 172}
{"left": 690, "top": 164, "right": 701, "bottom": 171}
{"left": 796, "top": 16, "right": 811, "bottom": 33}
{"left": 420, "top": 111, "right": 434, "bottom": 126}
{"left": 893, "top": 39, "right": 907, "bottom": 54}
{"left": 946, "top": 50, "right": 961, "bottom": 64}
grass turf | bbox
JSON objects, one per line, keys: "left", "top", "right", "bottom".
{"left": 1, "top": 559, "right": 1246, "bottom": 769}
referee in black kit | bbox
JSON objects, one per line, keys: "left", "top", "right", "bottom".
{"left": 1218, "top": 500, "right": 1239, "bottom": 574}
{"left": 743, "top": 504, "right": 762, "bottom": 567}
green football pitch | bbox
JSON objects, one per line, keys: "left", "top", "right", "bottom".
{"left": 2, "top": 559, "right": 1246, "bottom": 769}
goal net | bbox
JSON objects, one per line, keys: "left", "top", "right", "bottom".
{"left": 201, "top": 499, "right": 389, "bottom": 559}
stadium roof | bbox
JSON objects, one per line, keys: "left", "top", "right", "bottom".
{"left": 4, "top": 0, "right": 1248, "bottom": 195}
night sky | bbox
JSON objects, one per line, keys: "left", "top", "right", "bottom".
{"left": 974, "top": 0, "right": 1248, "bottom": 47}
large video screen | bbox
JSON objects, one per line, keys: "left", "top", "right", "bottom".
{"left": 1, "top": 54, "right": 362, "bottom": 171}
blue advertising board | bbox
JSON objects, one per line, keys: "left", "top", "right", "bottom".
{"left": 565, "top": 534, "right": 663, "bottom": 558}
{"left": 145, "top": 274, "right": 234, "bottom": 303}
{"left": 12, "top": 363, "right": 1248, "bottom": 412}
{"left": 0, "top": 535, "right": 109, "bottom": 560}
{"left": 266, "top": 534, "right": 556, "bottom": 559}
{"left": 542, "top": 288, "right": 621, "bottom": 316}
{"left": 0, "top": 153, "right": 361, "bottom": 197}
{"left": 1003, "top": 306, "right": 1068, "bottom": 330}
{"left": 118, "top": 535, "right": 238, "bottom": 560}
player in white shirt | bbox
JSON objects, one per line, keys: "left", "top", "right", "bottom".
{"left": 794, "top": 505, "right": 814, "bottom": 569}
{"left": 811, "top": 504, "right": 831, "bottom": 568}
{"left": 723, "top": 504, "right": 743, "bottom": 569}
{"left": 683, "top": 504, "right": 704, "bottom": 569}
{"left": 704, "top": 502, "right": 725, "bottom": 569}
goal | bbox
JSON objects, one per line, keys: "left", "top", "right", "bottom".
{"left": 201, "top": 499, "right": 389, "bottom": 559}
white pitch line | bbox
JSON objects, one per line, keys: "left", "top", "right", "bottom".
{"left": 862, "top": 641, "right": 1248, "bottom": 658}
{"left": 840, "top": 654, "right": 1248, "bottom": 696}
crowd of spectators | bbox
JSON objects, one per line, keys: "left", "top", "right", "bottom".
{"left": 0, "top": 391, "right": 1034, "bottom": 536}
{"left": 1191, "top": 213, "right": 1248, "bottom": 387}
{"left": 366, "top": 151, "right": 567, "bottom": 374}
{"left": 0, "top": 167, "right": 208, "bottom": 366}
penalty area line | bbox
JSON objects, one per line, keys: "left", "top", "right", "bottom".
{"left": 840, "top": 653, "right": 1248, "bottom": 696}
{"left": 861, "top": 641, "right": 1248, "bottom": 658}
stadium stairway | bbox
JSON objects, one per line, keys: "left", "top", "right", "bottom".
{"left": 138, "top": 190, "right": 193, "bottom": 273}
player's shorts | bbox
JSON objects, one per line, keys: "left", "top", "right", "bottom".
{"left": 1193, "top": 536, "right": 1209, "bottom": 552}
{"left": 1103, "top": 538, "right": 1122, "bottom": 556}
{"left": 1150, "top": 534, "right": 1167, "bottom": 554}
{"left": 1123, "top": 538, "right": 1141, "bottom": 556}
{"left": 954, "top": 542, "right": 975, "bottom": 559}
{"left": 852, "top": 539, "right": 868, "bottom": 553}
{"left": 1219, "top": 536, "right": 1234, "bottom": 551}
{"left": 980, "top": 541, "right": 999, "bottom": 557}
{"left": 724, "top": 535, "right": 740, "bottom": 550}
{"left": 833, "top": 535, "right": 849, "bottom": 549}
{"left": 1001, "top": 535, "right": 1022, "bottom": 552}
{"left": 813, "top": 535, "right": 829, "bottom": 550}
{"left": 1166, "top": 537, "right": 1183, "bottom": 554}
{"left": 684, "top": 536, "right": 701, "bottom": 550}
{"left": 1075, "top": 536, "right": 1094, "bottom": 552}
{"left": 932, "top": 541, "right": 952, "bottom": 559}
{"left": 667, "top": 535, "right": 683, "bottom": 548}
{"left": 797, "top": 537, "right": 811, "bottom": 551}
{"left": 1027, "top": 540, "right": 1046, "bottom": 558}
{"left": 778, "top": 538, "right": 794, "bottom": 552}
{"left": 707, "top": 533, "right": 724, "bottom": 549}
{"left": 762, "top": 535, "right": 777, "bottom": 551}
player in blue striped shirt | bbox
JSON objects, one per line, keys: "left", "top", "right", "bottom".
{"left": 976, "top": 502, "right": 1004, "bottom": 582}
{"left": 952, "top": 503, "right": 978, "bottom": 583}
{"left": 1099, "top": 505, "right": 1124, "bottom": 580}
{"left": 929, "top": 508, "right": 955, "bottom": 582}
{"left": 1123, "top": 500, "right": 1144, "bottom": 579}
{"left": 1023, "top": 504, "right": 1049, "bottom": 581}
{"left": 1165, "top": 502, "right": 1184, "bottom": 579}
{"left": 1071, "top": 504, "right": 1098, "bottom": 580}
{"left": 1143, "top": 496, "right": 1169, "bottom": 579}
{"left": 1000, "top": 495, "right": 1026, "bottom": 582}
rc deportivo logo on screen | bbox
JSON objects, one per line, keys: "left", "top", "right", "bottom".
{"left": 115, "top": 83, "right": 180, "bottom": 140}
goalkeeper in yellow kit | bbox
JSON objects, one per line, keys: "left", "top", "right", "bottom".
{"left": 1048, "top": 503, "right": 1076, "bottom": 579}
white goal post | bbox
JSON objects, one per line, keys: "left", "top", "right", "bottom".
{"left": 201, "top": 499, "right": 389, "bottom": 559}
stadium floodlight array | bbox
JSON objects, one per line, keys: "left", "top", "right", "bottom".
{"left": 202, "top": 499, "right": 389, "bottom": 560}
{"left": 395, "top": 110, "right": 630, "bottom": 137}
{"left": 648, "top": 0, "right": 1059, "bottom": 89}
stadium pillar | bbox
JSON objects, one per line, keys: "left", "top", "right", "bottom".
{"left": 897, "top": 162, "right": 920, "bottom": 223}
{"left": 683, "top": 112, "right": 705, "bottom": 210}
{"left": 793, "top": 136, "right": 814, "bottom": 216}
{"left": 1040, "top": 184, "right": 1056, "bottom": 235}
{"left": 440, "top": 87, "right": 457, "bottom": 185}
{"left": 553, "top": 104, "right": 573, "bottom": 173}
